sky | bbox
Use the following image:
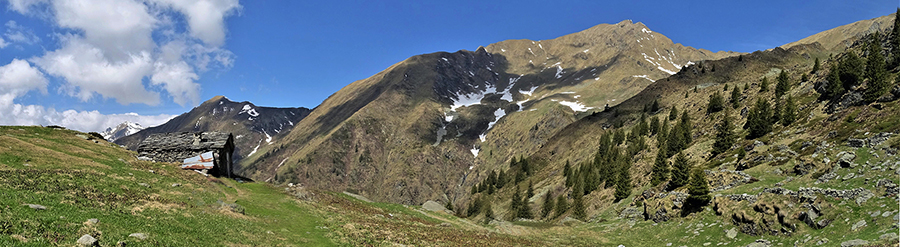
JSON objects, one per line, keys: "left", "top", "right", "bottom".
{"left": 0, "top": 0, "right": 895, "bottom": 133}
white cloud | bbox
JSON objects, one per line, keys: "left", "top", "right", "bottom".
{"left": 0, "top": 103, "right": 174, "bottom": 133}
{"left": 6, "top": 0, "right": 47, "bottom": 14}
{"left": 0, "top": 37, "right": 8, "bottom": 48}
{"left": 4, "top": 20, "right": 41, "bottom": 45}
{"left": 152, "top": 0, "right": 241, "bottom": 47}
{"left": 0, "top": 59, "right": 48, "bottom": 107}
{"left": 52, "top": 0, "right": 156, "bottom": 61}
{"left": 32, "top": 36, "right": 160, "bottom": 105}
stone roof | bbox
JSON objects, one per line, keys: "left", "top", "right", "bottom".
{"left": 137, "top": 132, "right": 233, "bottom": 152}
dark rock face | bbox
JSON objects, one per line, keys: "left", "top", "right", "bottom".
{"left": 792, "top": 163, "right": 816, "bottom": 176}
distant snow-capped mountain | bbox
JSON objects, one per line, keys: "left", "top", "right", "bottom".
{"left": 101, "top": 121, "right": 144, "bottom": 142}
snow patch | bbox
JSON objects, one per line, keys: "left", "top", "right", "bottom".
{"left": 441, "top": 57, "right": 449, "bottom": 62}
{"left": 263, "top": 130, "right": 273, "bottom": 144}
{"left": 555, "top": 65, "right": 564, "bottom": 79}
{"left": 470, "top": 146, "right": 479, "bottom": 158}
{"left": 583, "top": 49, "right": 590, "bottom": 53}
{"left": 552, "top": 99, "right": 594, "bottom": 112}
{"left": 248, "top": 140, "right": 262, "bottom": 156}
{"left": 501, "top": 48, "right": 506, "bottom": 52}
{"left": 519, "top": 86, "right": 538, "bottom": 96}
{"left": 239, "top": 105, "right": 259, "bottom": 117}
{"left": 642, "top": 28, "right": 652, "bottom": 34}
{"left": 632, "top": 75, "right": 656, "bottom": 82}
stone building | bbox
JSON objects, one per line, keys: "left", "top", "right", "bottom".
{"left": 137, "top": 132, "right": 235, "bottom": 178}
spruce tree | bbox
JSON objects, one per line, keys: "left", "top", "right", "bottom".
{"left": 707, "top": 91, "right": 725, "bottom": 114}
{"left": 771, "top": 99, "right": 782, "bottom": 125}
{"left": 613, "top": 128, "right": 625, "bottom": 145}
{"left": 510, "top": 188, "right": 522, "bottom": 220}
{"left": 823, "top": 67, "right": 845, "bottom": 100}
{"left": 745, "top": 98, "right": 772, "bottom": 139}
{"left": 651, "top": 99, "right": 660, "bottom": 113}
{"left": 730, "top": 86, "right": 741, "bottom": 108}
{"left": 838, "top": 52, "right": 864, "bottom": 90}
{"left": 775, "top": 70, "right": 791, "bottom": 98}
{"left": 526, "top": 181, "right": 535, "bottom": 202}
{"left": 669, "top": 106, "right": 678, "bottom": 121}
{"left": 669, "top": 152, "right": 690, "bottom": 190}
{"left": 614, "top": 159, "right": 632, "bottom": 202}
{"left": 555, "top": 195, "right": 568, "bottom": 218}
{"left": 541, "top": 191, "right": 554, "bottom": 219}
{"left": 892, "top": 7, "right": 900, "bottom": 69}
{"left": 782, "top": 96, "right": 796, "bottom": 126}
{"left": 711, "top": 111, "right": 735, "bottom": 158}
{"left": 666, "top": 124, "right": 684, "bottom": 158}
{"left": 649, "top": 116, "right": 660, "bottom": 136}
{"left": 657, "top": 120, "right": 669, "bottom": 150}
{"left": 759, "top": 77, "right": 769, "bottom": 92}
{"left": 679, "top": 109, "right": 692, "bottom": 146}
{"left": 483, "top": 198, "right": 494, "bottom": 222}
{"left": 572, "top": 196, "right": 586, "bottom": 220}
{"left": 812, "top": 57, "right": 820, "bottom": 74}
{"left": 650, "top": 147, "right": 669, "bottom": 186}
{"left": 686, "top": 168, "right": 711, "bottom": 212}
{"left": 865, "top": 32, "right": 889, "bottom": 102}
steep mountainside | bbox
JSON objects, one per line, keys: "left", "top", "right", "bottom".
{"left": 100, "top": 121, "right": 144, "bottom": 142}
{"left": 782, "top": 14, "right": 894, "bottom": 51}
{"left": 239, "top": 20, "right": 739, "bottom": 205}
{"left": 115, "top": 96, "right": 311, "bottom": 167}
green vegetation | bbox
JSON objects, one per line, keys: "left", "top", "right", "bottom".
{"left": 650, "top": 147, "right": 669, "bottom": 186}
{"left": 838, "top": 52, "right": 864, "bottom": 90}
{"left": 707, "top": 91, "right": 725, "bottom": 113}
{"left": 745, "top": 97, "right": 772, "bottom": 139}
{"left": 823, "top": 66, "right": 846, "bottom": 100}
{"left": 775, "top": 70, "right": 791, "bottom": 98}
{"left": 669, "top": 152, "right": 690, "bottom": 190}
{"left": 864, "top": 32, "right": 889, "bottom": 102}
{"left": 759, "top": 77, "right": 769, "bottom": 92}
{"left": 710, "top": 111, "right": 735, "bottom": 158}
{"left": 730, "top": 85, "right": 741, "bottom": 108}
{"left": 812, "top": 57, "right": 820, "bottom": 74}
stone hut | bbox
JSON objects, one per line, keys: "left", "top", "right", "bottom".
{"left": 137, "top": 132, "right": 235, "bottom": 178}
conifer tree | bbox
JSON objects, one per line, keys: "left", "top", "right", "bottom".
{"left": 650, "top": 147, "right": 669, "bottom": 186}
{"left": 669, "top": 106, "right": 678, "bottom": 121}
{"left": 483, "top": 198, "right": 494, "bottom": 222}
{"left": 838, "top": 52, "right": 864, "bottom": 90}
{"left": 563, "top": 160, "right": 571, "bottom": 179}
{"left": 707, "top": 91, "right": 725, "bottom": 114}
{"left": 666, "top": 126, "right": 683, "bottom": 159}
{"left": 711, "top": 111, "right": 735, "bottom": 158}
{"left": 614, "top": 159, "right": 632, "bottom": 202}
{"left": 651, "top": 99, "right": 660, "bottom": 113}
{"left": 812, "top": 57, "right": 820, "bottom": 74}
{"left": 759, "top": 77, "right": 769, "bottom": 92}
{"left": 541, "top": 191, "right": 554, "bottom": 219}
{"left": 526, "top": 181, "right": 535, "bottom": 202}
{"left": 782, "top": 96, "right": 796, "bottom": 126}
{"left": 892, "top": 7, "right": 900, "bottom": 69}
{"left": 510, "top": 188, "right": 522, "bottom": 220}
{"left": 471, "top": 184, "right": 478, "bottom": 195}
{"left": 649, "top": 116, "right": 660, "bottom": 136}
{"left": 497, "top": 170, "right": 507, "bottom": 189}
{"left": 737, "top": 147, "right": 746, "bottom": 160}
{"left": 555, "top": 195, "right": 568, "bottom": 218}
{"left": 775, "top": 70, "right": 791, "bottom": 98}
{"left": 823, "top": 67, "right": 845, "bottom": 100}
{"left": 613, "top": 128, "right": 625, "bottom": 145}
{"left": 572, "top": 196, "right": 586, "bottom": 220}
{"left": 771, "top": 99, "right": 782, "bottom": 125}
{"left": 730, "top": 86, "right": 741, "bottom": 108}
{"left": 669, "top": 152, "right": 690, "bottom": 190}
{"left": 686, "top": 168, "right": 711, "bottom": 212}
{"left": 865, "top": 32, "right": 889, "bottom": 102}
{"left": 745, "top": 97, "right": 772, "bottom": 139}
{"left": 657, "top": 119, "right": 669, "bottom": 150}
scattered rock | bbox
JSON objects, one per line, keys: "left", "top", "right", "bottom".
{"left": 117, "top": 240, "right": 127, "bottom": 247}
{"left": 745, "top": 239, "right": 771, "bottom": 247}
{"left": 842, "top": 173, "right": 855, "bottom": 181}
{"left": 138, "top": 183, "right": 150, "bottom": 188}
{"left": 847, "top": 138, "right": 866, "bottom": 148}
{"left": 850, "top": 220, "right": 866, "bottom": 231}
{"left": 816, "top": 173, "right": 838, "bottom": 184}
{"left": 24, "top": 204, "right": 46, "bottom": 210}
{"left": 422, "top": 200, "right": 449, "bottom": 213}
{"left": 86, "top": 218, "right": 99, "bottom": 224}
{"left": 136, "top": 156, "right": 153, "bottom": 161}
{"left": 128, "top": 233, "right": 148, "bottom": 240}
{"left": 725, "top": 228, "right": 737, "bottom": 239}
{"left": 839, "top": 239, "right": 868, "bottom": 247}
{"left": 77, "top": 234, "right": 98, "bottom": 246}
{"left": 438, "top": 222, "right": 452, "bottom": 227}
{"left": 836, "top": 152, "right": 857, "bottom": 168}
{"left": 880, "top": 232, "right": 898, "bottom": 241}
{"left": 76, "top": 134, "right": 89, "bottom": 140}
{"left": 792, "top": 163, "right": 815, "bottom": 176}
{"left": 171, "top": 183, "right": 181, "bottom": 187}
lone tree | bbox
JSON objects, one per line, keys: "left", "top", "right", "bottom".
{"left": 541, "top": 191, "right": 554, "bottom": 219}
{"left": 864, "top": 32, "right": 889, "bottom": 102}
{"left": 812, "top": 57, "right": 821, "bottom": 74}
{"left": 707, "top": 91, "right": 725, "bottom": 114}
{"left": 759, "top": 77, "right": 769, "bottom": 92}
{"left": 669, "top": 152, "right": 690, "bottom": 190}
{"left": 745, "top": 97, "right": 772, "bottom": 139}
{"left": 684, "top": 168, "right": 711, "bottom": 215}
{"left": 775, "top": 70, "right": 791, "bottom": 98}
{"left": 710, "top": 111, "right": 735, "bottom": 158}
{"left": 823, "top": 67, "right": 845, "bottom": 100}
{"left": 650, "top": 147, "right": 669, "bottom": 186}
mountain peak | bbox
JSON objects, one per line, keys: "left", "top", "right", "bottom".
{"left": 205, "top": 95, "right": 232, "bottom": 104}
{"left": 101, "top": 121, "right": 145, "bottom": 142}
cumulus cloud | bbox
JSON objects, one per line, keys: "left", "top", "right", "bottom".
{"left": 0, "top": 103, "right": 174, "bottom": 133}
{"left": 0, "top": 37, "right": 8, "bottom": 48}
{"left": 12, "top": 0, "right": 240, "bottom": 107}
{"left": 0, "top": 59, "right": 48, "bottom": 107}
{"left": 4, "top": 20, "right": 41, "bottom": 45}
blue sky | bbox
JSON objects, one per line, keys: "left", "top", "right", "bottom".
{"left": 0, "top": 0, "right": 894, "bottom": 132}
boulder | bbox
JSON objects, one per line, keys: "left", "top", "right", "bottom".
{"left": 850, "top": 220, "right": 866, "bottom": 231}
{"left": 847, "top": 138, "right": 866, "bottom": 148}
{"left": 725, "top": 228, "right": 737, "bottom": 239}
{"left": 836, "top": 152, "right": 856, "bottom": 168}
{"left": 422, "top": 200, "right": 449, "bottom": 213}
{"left": 791, "top": 163, "right": 815, "bottom": 176}
{"left": 745, "top": 239, "right": 771, "bottom": 247}
{"left": 24, "top": 204, "right": 46, "bottom": 210}
{"left": 128, "top": 233, "right": 148, "bottom": 240}
{"left": 77, "top": 234, "right": 98, "bottom": 246}
{"left": 839, "top": 239, "right": 868, "bottom": 247}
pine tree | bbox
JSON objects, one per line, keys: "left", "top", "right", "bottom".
{"left": 823, "top": 67, "right": 845, "bottom": 100}
{"left": 650, "top": 147, "right": 669, "bottom": 186}
{"left": 555, "top": 195, "right": 568, "bottom": 218}
{"left": 679, "top": 109, "right": 692, "bottom": 146}
{"left": 838, "top": 52, "right": 864, "bottom": 90}
{"left": 812, "top": 57, "right": 821, "bottom": 74}
{"left": 737, "top": 147, "right": 746, "bottom": 160}
{"left": 526, "top": 181, "right": 535, "bottom": 202}
{"left": 686, "top": 168, "right": 711, "bottom": 212}
{"left": 669, "top": 152, "right": 690, "bottom": 190}
{"left": 759, "top": 77, "right": 769, "bottom": 92}
{"left": 541, "top": 191, "right": 554, "bottom": 219}
{"left": 666, "top": 124, "right": 684, "bottom": 158}
{"left": 801, "top": 73, "right": 809, "bottom": 82}
{"left": 510, "top": 188, "right": 522, "bottom": 220}
{"left": 865, "top": 32, "right": 889, "bottom": 102}
{"left": 572, "top": 196, "right": 586, "bottom": 220}
{"left": 730, "top": 86, "right": 741, "bottom": 108}
{"left": 669, "top": 106, "right": 678, "bottom": 121}
{"left": 782, "top": 96, "right": 796, "bottom": 126}
{"left": 745, "top": 97, "right": 772, "bottom": 139}
{"left": 775, "top": 70, "right": 791, "bottom": 98}
{"left": 892, "top": 7, "right": 900, "bottom": 69}
{"left": 614, "top": 159, "right": 632, "bottom": 202}
{"left": 483, "top": 198, "right": 494, "bottom": 222}
{"left": 657, "top": 120, "right": 669, "bottom": 150}
{"left": 651, "top": 99, "right": 660, "bottom": 113}
{"left": 613, "top": 128, "right": 625, "bottom": 145}
{"left": 649, "top": 116, "right": 660, "bottom": 136}
{"left": 711, "top": 111, "right": 735, "bottom": 158}
{"left": 497, "top": 170, "right": 507, "bottom": 189}
{"left": 771, "top": 99, "right": 782, "bottom": 125}
{"left": 707, "top": 91, "right": 725, "bottom": 114}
